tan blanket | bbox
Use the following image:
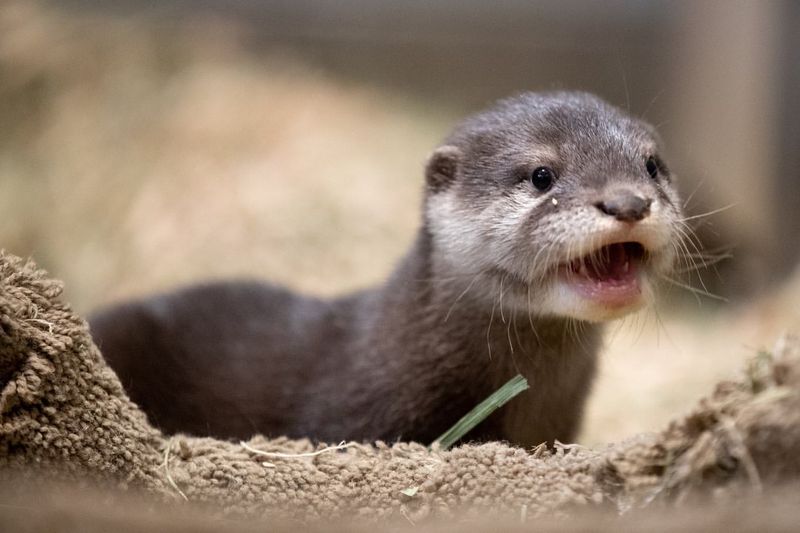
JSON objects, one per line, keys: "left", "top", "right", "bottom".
{"left": 1, "top": 251, "right": 798, "bottom": 526}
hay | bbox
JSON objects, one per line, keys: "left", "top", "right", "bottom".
{"left": 1, "top": 250, "right": 799, "bottom": 528}
{"left": 162, "top": 439, "right": 189, "bottom": 501}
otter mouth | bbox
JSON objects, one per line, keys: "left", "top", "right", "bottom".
{"left": 561, "top": 242, "right": 647, "bottom": 307}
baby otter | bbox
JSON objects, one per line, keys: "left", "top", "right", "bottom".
{"left": 90, "top": 92, "right": 682, "bottom": 447}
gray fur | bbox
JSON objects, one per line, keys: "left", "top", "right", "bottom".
{"left": 90, "top": 91, "right": 682, "bottom": 446}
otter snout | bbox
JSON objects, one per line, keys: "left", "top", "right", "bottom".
{"left": 595, "top": 191, "right": 652, "bottom": 222}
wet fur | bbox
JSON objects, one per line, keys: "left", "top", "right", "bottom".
{"left": 91, "top": 91, "right": 681, "bottom": 446}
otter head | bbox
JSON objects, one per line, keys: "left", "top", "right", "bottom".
{"left": 424, "top": 91, "right": 682, "bottom": 322}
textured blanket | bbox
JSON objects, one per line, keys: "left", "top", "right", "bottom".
{"left": 1, "top": 251, "right": 798, "bottom": 527}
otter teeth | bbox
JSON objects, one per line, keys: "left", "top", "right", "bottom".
{"left": 565, "top": 242, "right": 645, "bottom": 282}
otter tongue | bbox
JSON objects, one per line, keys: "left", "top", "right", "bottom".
{"left": 586, "top": 243, "right": 632, "bottom": 281}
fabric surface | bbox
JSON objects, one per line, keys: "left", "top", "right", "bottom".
{"left": 0, "top": 251, "right": 798, "bottom": 526}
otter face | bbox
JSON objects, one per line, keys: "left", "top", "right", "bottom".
{"left": 424, "top": 92, "right": 682, "bottom": 322}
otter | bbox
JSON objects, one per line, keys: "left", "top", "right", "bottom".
{"left": 90, "top": 92, "right": 682, "bottom": 447}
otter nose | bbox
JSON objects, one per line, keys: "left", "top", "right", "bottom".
{"left": 595, "top": 193, "right": 652, "bottom": 222}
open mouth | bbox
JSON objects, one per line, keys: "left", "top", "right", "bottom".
{"left": 561, "top": 242, "right": 647, "bottom": 307}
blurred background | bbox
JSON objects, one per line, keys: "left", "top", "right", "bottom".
{"left": 2, "top": 0, "right": 799, "bottom": 444}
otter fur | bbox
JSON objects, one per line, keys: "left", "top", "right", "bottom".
{"left": 90, "top": 92, "right": 682, "bottom": 447}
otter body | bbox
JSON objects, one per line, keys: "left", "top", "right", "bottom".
{"left": 91, "top": 92, "right": 682, "bottom": 446}
{"left": 92, "top": 245, "right": 599, "bottom": 445}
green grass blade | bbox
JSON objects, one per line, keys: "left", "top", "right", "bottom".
{"left": 431, "top": 374, "right": 530, "bottom": 450}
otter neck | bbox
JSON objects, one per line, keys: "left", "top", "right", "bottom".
{"left": 369, "top": 227, "right": 602, "bottom": 445}
{"left": 408, "top": 226, "right": 599, "bottom": 358}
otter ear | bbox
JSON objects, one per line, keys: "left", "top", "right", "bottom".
{"left": 425, "top": 145, "right": 461, "bottom": 192}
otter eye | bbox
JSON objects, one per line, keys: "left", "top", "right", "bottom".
{"left": 530, "top": 166, "right": 556, "bottom": 191}
{"left": 645, "top": 156, "right": 660, "bottom": 179}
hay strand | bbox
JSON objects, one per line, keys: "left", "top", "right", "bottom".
{"left": 162, "top": 439, "right": 188, "bottom": 501}
{"left": 240, "top": 440, "right": 356, "bottom": 459}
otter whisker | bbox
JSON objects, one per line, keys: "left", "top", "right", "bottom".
{"left": 529, "top": 239, "right": 555, "bottom": 285}
{"left": 678, "top": 203, "right": 737, "bottom": 223}
{"left": 652, "top": 305, "right": 679, "bottom": 352}
{"left": 525, "top": 284, "right": 541, "bottom": 345}
{"left": 662, "top": 244, "right": 702, "bottom": 307}
{"left": 511, "top": 308, "right": 529, "bottom": 361}
{"left": 444, "top": 273, "right": 482, "bottom": 322}
{"left": 639, "top": 87, "right": 667, "bottom": 122}
{"left": 573, "top": 318, "right": 594, "bottom": 356}
{"left": 499, "top": 273, "right": 508, "bottom": 325}
{"left": 676, "top": 223, "right": 730, "bottom": 283}
{"left": 486, "top": 286, "right": 499, "bottom": 362}
{"left": 672, "top": 229, "right": 702, "bottom": 281}
{"left": 497, "top": 273, "right": 515, "bottom": 355}
{"left": 673, "top": 222, "right": 713, "bottom": 295}
{"left": 659, "top": 275, "right": 728, "bottom": 302}
{"left": 681, "top": 176, "right": 708, "bottom": 210}
{"left": 508, "top": 308, "right": 522, "bottom": 371}
{"left": 630, "top": 306, "right": 649, "bottom": 346}
{"left": 672, "top": 252, "right": 732, "bottom": 274}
